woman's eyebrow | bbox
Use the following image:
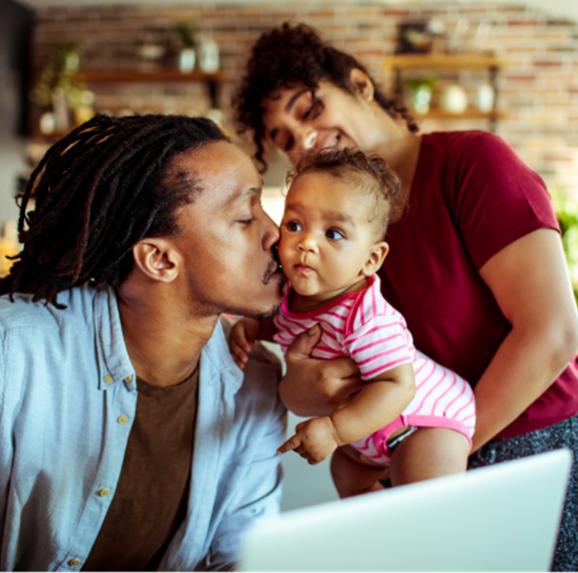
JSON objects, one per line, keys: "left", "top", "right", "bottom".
{"left": 268, "top": 89, "right": 309, "bottom": 143}
{"left": 285, "top": 89, "right": 309, "bottom": 113}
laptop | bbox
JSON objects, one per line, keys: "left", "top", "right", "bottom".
{"left": 239, "top": 449, "right": 572, "bottom": 572}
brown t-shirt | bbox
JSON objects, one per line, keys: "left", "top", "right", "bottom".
{"left": 82, "top": 366, "right": 199, "bottom": 571}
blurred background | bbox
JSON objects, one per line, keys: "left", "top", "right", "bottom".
{"left": 1, "top": 0, "right": 577, "bottom": 510}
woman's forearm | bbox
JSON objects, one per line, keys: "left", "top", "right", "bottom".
{"left": 473, "top": 229, "right": 578, "bottom": 452}
{"left": 471, "top": 321, "right": 577, "bottom": 452}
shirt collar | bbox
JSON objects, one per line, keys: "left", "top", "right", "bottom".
{"left": 94, "top": 289, "right": 243, "bottom": 395}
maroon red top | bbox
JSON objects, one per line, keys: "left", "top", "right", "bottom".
{"left": 379, "top": 130, "right": 578, "bottom": 439}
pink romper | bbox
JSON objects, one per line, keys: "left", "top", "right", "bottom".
{"left": 273, "top": 274, "right": 476, "bottom": 465}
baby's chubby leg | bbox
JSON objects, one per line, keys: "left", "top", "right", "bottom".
{"left": 389, "top": 427, "right": 471, "bottom": 486}
{"left": 331, "top": 445, "right": 389, "bottom": 498}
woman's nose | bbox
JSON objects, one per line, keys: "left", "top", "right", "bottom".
{"left": 293, "top": 124, "right": 317, "bottom": 152}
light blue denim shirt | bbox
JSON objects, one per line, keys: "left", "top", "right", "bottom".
{"left": 0, "top": 287, "right": 286, "bottom": 571}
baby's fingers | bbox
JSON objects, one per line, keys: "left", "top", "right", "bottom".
{"left": 235, "top": 326, "right": 254, "bottom": 354}
{"left": 277, "top": 434, "right": 302, "bottom": 455}
{"left": 230, "top": 339, "right": 250, "bottom": 369}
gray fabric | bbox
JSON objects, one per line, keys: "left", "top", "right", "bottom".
{"left": 468, "top": 414, "right": 578, "bottom": 572}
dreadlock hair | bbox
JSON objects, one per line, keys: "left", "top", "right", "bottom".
{"left": 0, "top": 113, "right": 229, "bottom": 309}
{"left": 232, "top": 22, "right": 419, "bottom": 173}
{"left": 286, "top": 148, "right": 402, "bottom": 240}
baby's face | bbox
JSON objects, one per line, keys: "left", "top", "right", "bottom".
{"left": 278, "top": 171, "right": 379, "bottom": 303}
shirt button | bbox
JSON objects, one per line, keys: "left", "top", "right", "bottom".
{"left": 98, "top": 488, "right": 110, "bottom": 497}
{"left": 68, "top": 558, "right": 81, "bottom": 566}
{"left": 117, "top": 415, "right": 129, "bottom": 425}
{"left": 124, "top": 375, "right": 133, "bottom": 383}
{"left": 104, "top": 374, "right": 113, "bottom": 383}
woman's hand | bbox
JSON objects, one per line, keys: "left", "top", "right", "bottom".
{"left": 279, "top": 324, "right": 365, "bottom": 417}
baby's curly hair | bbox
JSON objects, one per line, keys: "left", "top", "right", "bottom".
{"left": 287, "top": 148, "right": 401, "bottom": 240}
{"left": 233, "top": 22, "right": 418, "bottom": 172}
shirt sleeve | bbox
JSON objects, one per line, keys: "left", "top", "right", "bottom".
{"left": 343, "top": 312, "right": 413, "bottom": 381}
{"left": 446, "top": 131, "right": 560, "bottom": 270}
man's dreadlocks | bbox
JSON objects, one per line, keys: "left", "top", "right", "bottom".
{"left": 0, "top": 113, "right": 228, "bottom": 308}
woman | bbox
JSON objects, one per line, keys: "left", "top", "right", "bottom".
{"left": 233, "top": 23, "right": 578, "bottom": 571}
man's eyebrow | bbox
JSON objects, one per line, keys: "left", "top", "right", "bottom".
{"left": 269, "top": 89, "right": 309, "bottom": 144}
{"left": 231, "top": 181, "right": 262, "bottom": 205}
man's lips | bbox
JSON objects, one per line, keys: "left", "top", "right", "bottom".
{"left": 263, "top": 257, "right": 284, "bottom": 285}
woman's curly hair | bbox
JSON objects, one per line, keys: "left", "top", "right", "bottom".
{"left": 232, "top": 22, "right": 418, "bottom": 172}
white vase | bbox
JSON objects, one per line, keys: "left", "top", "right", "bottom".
{"left": 476, "top": 85, "right": 495, "bottom": 113}
{"left": 179, "top": 48, "right": 196, "bottom": 72}
{"left": 441, "top": 85, "right": 468, "bottom": 114}
{"left": 199, "top": 39, "right": 219, "bottom": 73}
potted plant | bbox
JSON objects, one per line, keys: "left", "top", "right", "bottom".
{"left": 176, "top": 21, "right": 196, "bottom": 72}
{"left": 33, "top": 42, "right": 85, "bottom": 132}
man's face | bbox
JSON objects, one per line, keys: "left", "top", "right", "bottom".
{"left": 170, "top": 141, "right": 284, "bottom": 319}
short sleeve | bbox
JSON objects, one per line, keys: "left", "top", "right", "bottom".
{"left": 446, "top": 132, "right": 559, "bottom": 269}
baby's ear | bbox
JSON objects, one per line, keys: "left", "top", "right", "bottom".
{"left": 361, "top": 241, "right": 389, "bottom": 277}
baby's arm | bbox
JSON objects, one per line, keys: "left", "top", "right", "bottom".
{"left": 229, "top": 317, "right": 278, "bottom": 369}
{"left": 277, "top": 362, "right": 416, "bottom": 464}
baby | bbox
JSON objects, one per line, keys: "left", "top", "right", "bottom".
{"left": 229, "top": 149, "right": 475, "bottom": 496}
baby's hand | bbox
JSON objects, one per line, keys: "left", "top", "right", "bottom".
{"left": 229, "top": 318, "right": 260, "bottom": 369}
{"left": 277, "top": 416, "right": 342, "bottom": 465}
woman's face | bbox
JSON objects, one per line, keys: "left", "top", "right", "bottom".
{"left": 261, "top": 75, "right": 386, "bottom": 164}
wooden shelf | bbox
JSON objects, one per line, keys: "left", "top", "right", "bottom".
{"left": 413, "top": 107, "right": 507, "bottom": 121}
{"left": 77, "top": 69, "right": 226, "bottom": 84}
{"left": 383, "top": 52, "right": 506, "bottom": 71}
{"left": 383, "top": 52, "right": 507, "bottom": 132}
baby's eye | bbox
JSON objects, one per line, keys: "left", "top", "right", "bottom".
{"left": 326, "top": 229, "right": 345, "bottom": 240}
{"left": 286, "top": 221, "right": 302, "bottom": 232}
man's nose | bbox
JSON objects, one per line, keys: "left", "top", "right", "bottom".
{"left": 262, "top": 211, "right": 280, "bottom": 250}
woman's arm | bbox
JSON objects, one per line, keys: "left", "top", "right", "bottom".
{"left": 472, "top": 228, "right": 578, "bottom": 452}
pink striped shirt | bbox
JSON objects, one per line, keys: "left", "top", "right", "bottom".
{"left": 274, "top": 274, "right": 476, "bottom": 463}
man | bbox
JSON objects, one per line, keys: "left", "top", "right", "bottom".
{"left": 0, "top": 114, "right": 286, "bottom": 570}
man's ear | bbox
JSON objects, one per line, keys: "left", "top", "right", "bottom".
{"left": 349, "top": 68, "right": 374, "bottom": 103}
{"left": 132, "top": 238, "right": 180, "bottom": 283}
{"left": 361, "top": 241, "right": 389, "bottom": 277}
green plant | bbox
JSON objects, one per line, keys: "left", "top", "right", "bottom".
{"left": 552, "top": 187, "right": 578, "bottom": 306}
{"left": 404, "top": 74, "right": 438, "bottom": 93}
{"left": 176, "top": 21, "right": 196, "bottom": 48}
{"left": 33, "top": 42, "right": 85, "bottom": 109}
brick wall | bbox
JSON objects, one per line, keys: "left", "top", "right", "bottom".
{"left": 31, "top": 1, "right": 578, "bottom": 204}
